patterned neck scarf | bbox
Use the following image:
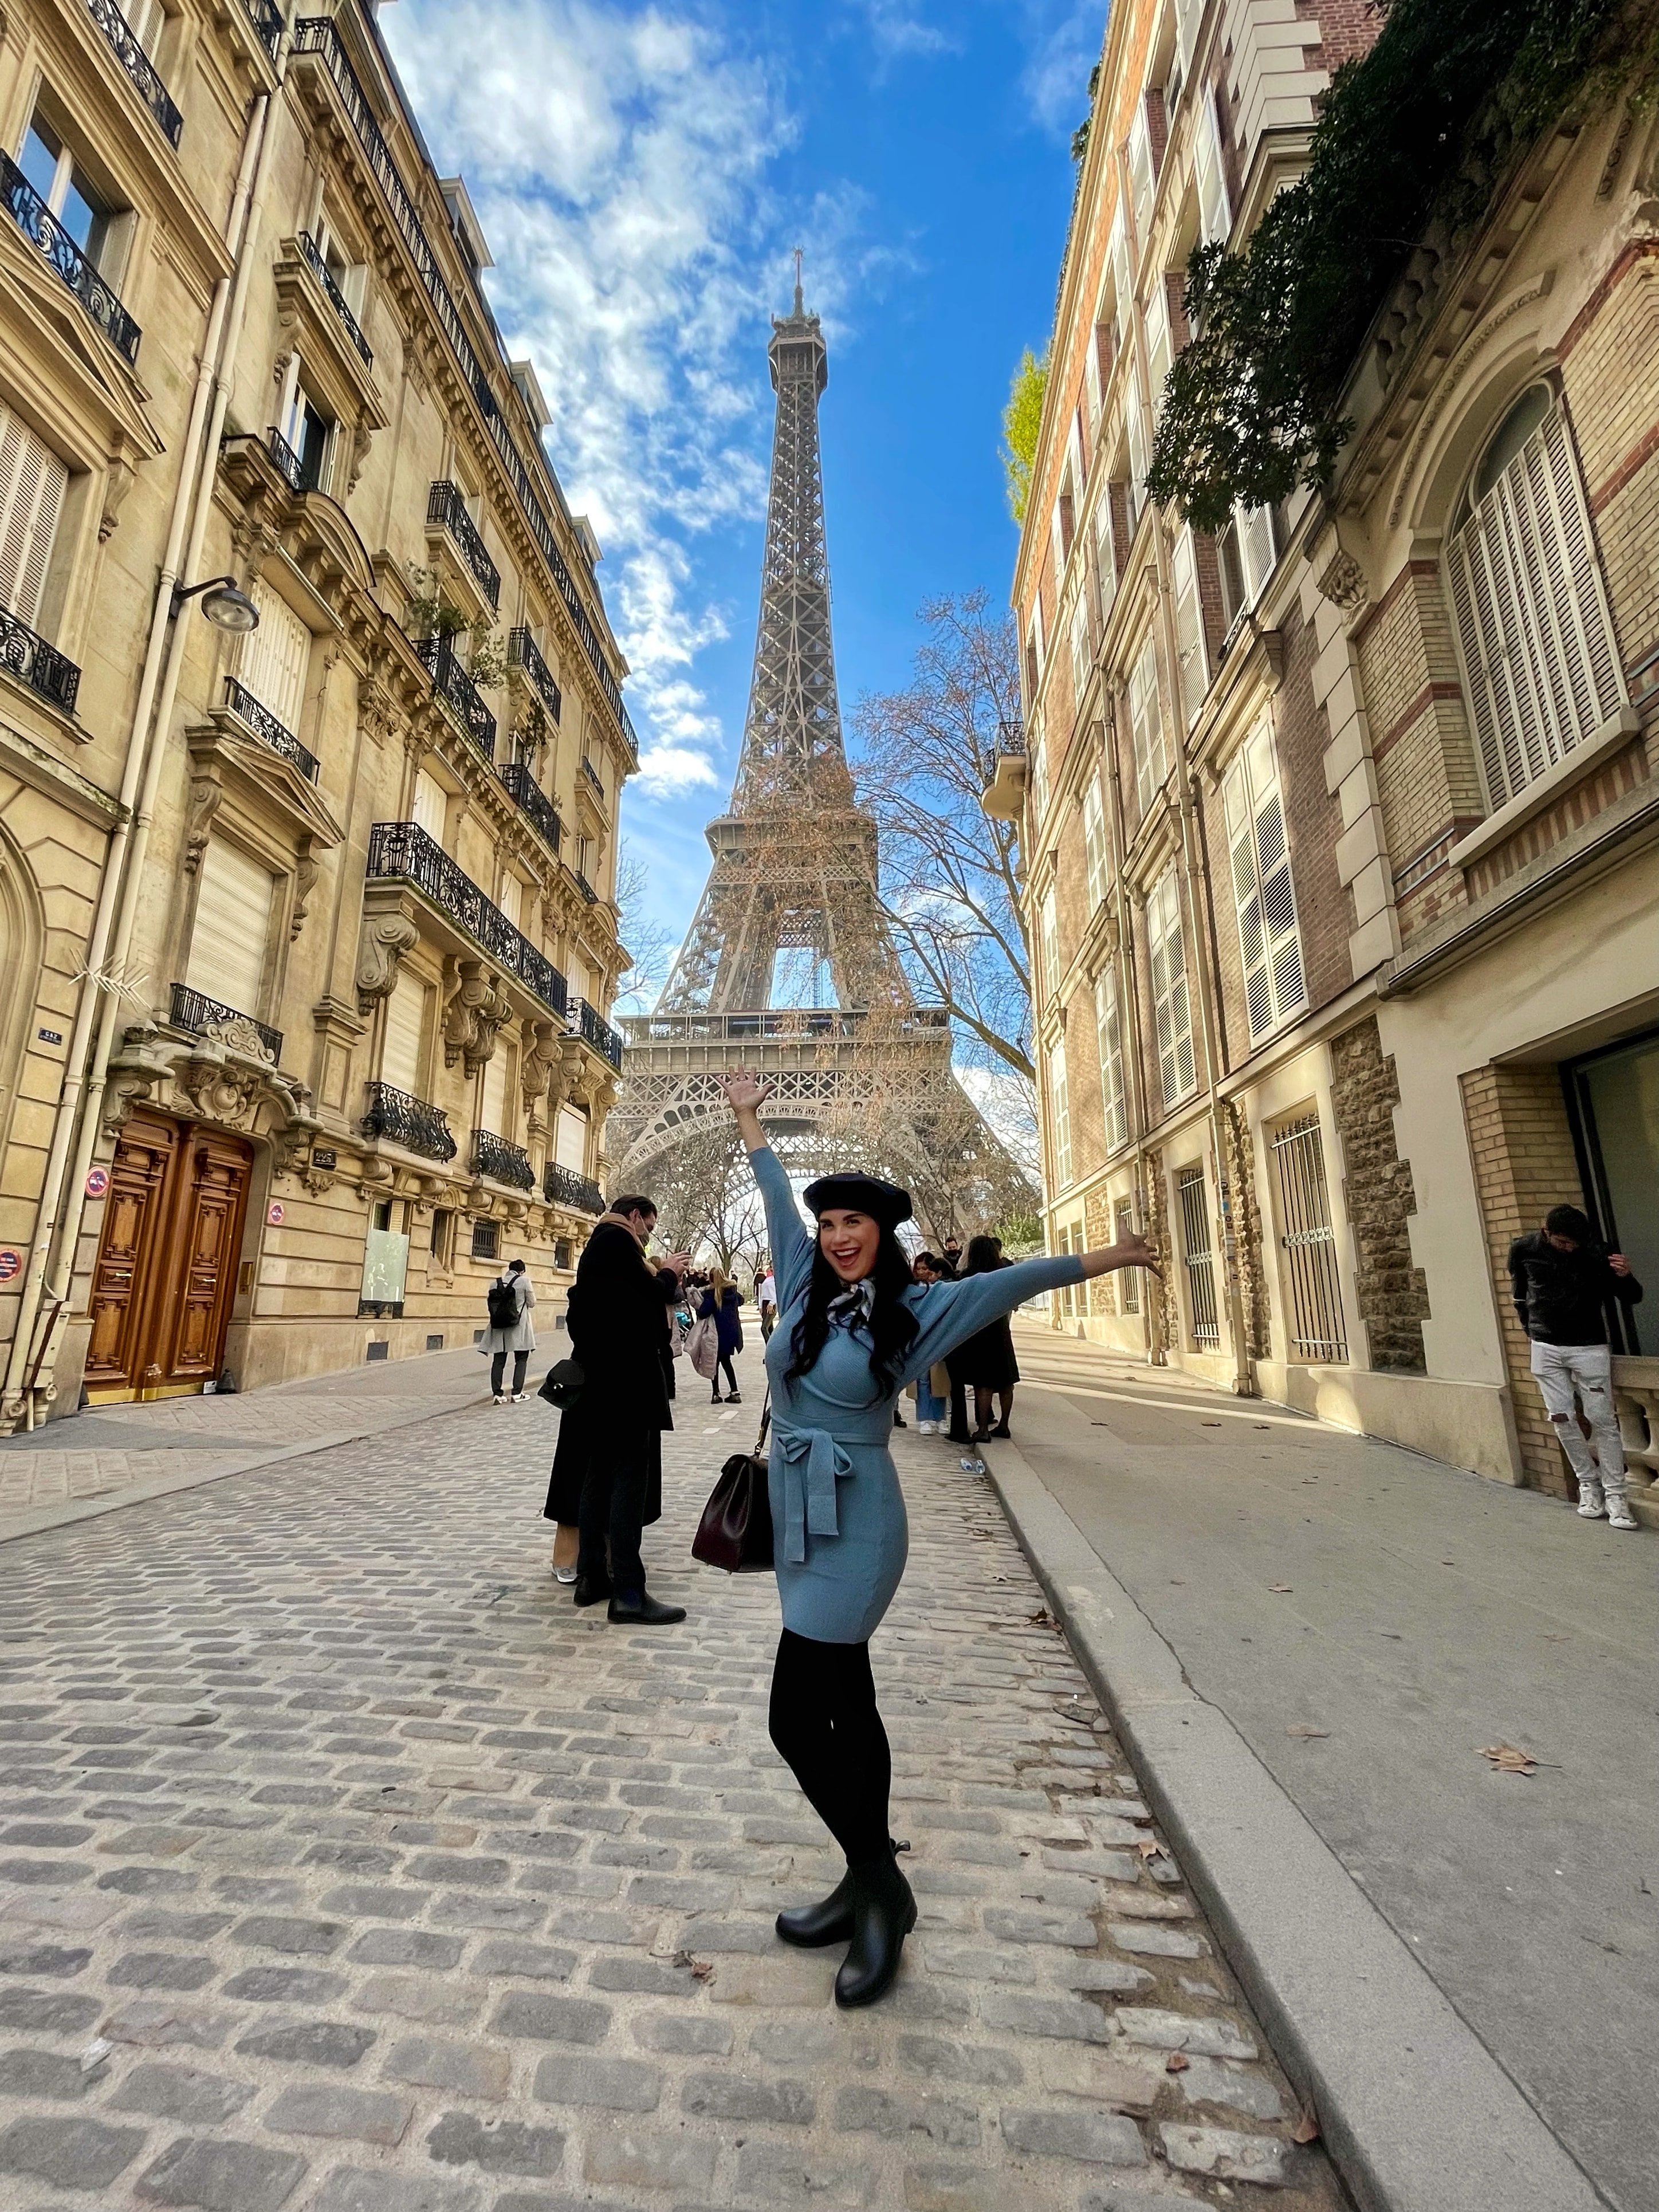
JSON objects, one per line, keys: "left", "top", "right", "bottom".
{"left": 826, "top": 1277, "right": 876, "bottom": 1332}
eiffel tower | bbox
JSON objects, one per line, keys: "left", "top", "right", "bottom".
{"left": 611, "top": 266, "right": 1030, "bottom": 1235}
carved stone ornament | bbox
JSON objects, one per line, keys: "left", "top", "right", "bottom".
{"left": 201, "top": 1016, "right": 276, "bottom": 1066}
{"left": 290, "top": 836, "right": 318, "bottom": 942}
{"left": 442, "top": 959, "right": 513, "bottom": 1077}
{"left": 520, "top": 1020, "right": 560, "bottom": 1113}
{"left": 356, "top": 910, "right": 420, "bottom": 1014}
{"left": 99, "top": 455, "right": 136, "bottom": 545}
{"left": 1316, "top": 547, "right": 1369, "bottom": 616}
{"left": 183, "top": 775, "right": 224, "bottom": 875}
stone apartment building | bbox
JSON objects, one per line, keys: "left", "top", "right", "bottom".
{"left": 996, "top": 0, "right": 1659, "bottom": 1512}
{"left": 0, "top": 0, "right": 635, "bottom": 1426}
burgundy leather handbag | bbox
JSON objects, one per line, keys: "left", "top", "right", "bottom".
{"left": 692, "top": 1396, "right": 774, "bottom": 1573}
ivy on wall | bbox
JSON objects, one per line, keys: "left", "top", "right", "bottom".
{"left": 1146, "top": 0, "right": 1659, "bottom": 534}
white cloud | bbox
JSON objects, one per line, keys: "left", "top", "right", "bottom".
{"left": 1019, "top": 0, "right": 1103, "bottom": 137}
{"left": 381, "top": 0, "right": 798, "bottom": 794}
{"left": 857, "top": 0, "right": 956, "bottom": 61}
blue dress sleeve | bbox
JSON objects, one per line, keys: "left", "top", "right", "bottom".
{"left": 749, "top": 1146, "right": 814, "bottom": 1310}
{"left": 901, "top": 1256, "right": 1085, "bottom": 1383}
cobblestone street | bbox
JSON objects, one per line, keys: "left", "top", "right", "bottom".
{"left": 0, "top": 1341, "right": 1343, "bottom": 2212}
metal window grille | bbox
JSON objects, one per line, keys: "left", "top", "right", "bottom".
{"left": 1115, "top": 1199, "right": 1139, "bottom": 1313}
{"left": 470, "top": 1219, "right": 500, "bottom": 1261}
{"left": 1271, "top": 1112, "right": 1348, "bottom": 1362}
{"left": 1176, "top": 1165, "right": 1220, "bottom": 1349}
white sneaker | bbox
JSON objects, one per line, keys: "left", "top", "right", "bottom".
{"left": 493, "top": 1394, "right": 507, "bottom": 1406}
{"left": 1606, "top": 1492, "right": 1639, "bottom": 1531}
{"left": 1576, "top": 1479, "right": 1605, "bottom": 1518}
{"left": 512, "top": 1392, "right": 528, "bottom": 1403}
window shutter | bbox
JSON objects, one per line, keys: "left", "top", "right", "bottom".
{"left": 1040, "top": 891, "right": 1060, "bottom": 999}
{"left": 1445, "top": 400, "right": 1627, "bottom": 810}
{"left": 1031, "top": 719, "right": 1050, "bottom": 822}
{"left": 1148, "top": 869, "right": 1194, "bottom": 1107}
{"left": 0, "top": 406, "right": 68, "bottom": 631}
{"left": 1083, "top": 778, "right": 1108, "bottom": 910}
{"left": 1095, "top": 965, "right": 1127, "bottom": 1152}
{"left": 1196, "top": 89, "right": 1231, "bottom": 247}
{"left": 1095, "top": 497, "right": 1118, "bottom": 624}
{"left": 1224, "top": 730, "right": 1305, "bottom": 1043}
{"left": 1172, "top": 530, "right": 1206, "bottom": 726}
{"left": 1237, "top": 502, "right": 1275, "bottom": 603}
{"left": 1048, "top": 1042, "right": 1072, "bottom": 1187}
{"left": 239, "top": 582, "right": 310, "bottom": 734}
{"left": 187, "top": 841, "right": 275, "bottom": 1016}
{"left": 481, "top": 1047, "right": 508, "bottom": 1138}
{"left": 497, "top": 873, "right": 521, "bottom": 931}
{"left": 412, "top": 771, "right": 447, "bottom": 843}
{"left": 555, "top": 1104, "right": 588, "bottom": 1171}
{"left": 382, "top": 973, "right": 426, "bottom": 1095}
{"left": 1128, "top": 111, "right": 1155, "bottom": 243}
{"left": 1145, "top": 282, "right": 1172, "bottom": 421}
{"left": 1110, "top": 206, "right": 1133, "bottom": 336}
{"left": 1129, "top": 635, "right": 1164, "bottom": 819}
{"left": 1070, "top": 597, "right": 1091, "bottom": 704}
{"left": 1126, "top": 391, "right": 1149, "bottom": 525}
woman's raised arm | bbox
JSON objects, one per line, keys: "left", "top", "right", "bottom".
{"left": 721, "top": 1069, "right": 814, "bottom": 1312}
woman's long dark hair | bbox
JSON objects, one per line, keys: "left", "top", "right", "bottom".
{"left": 963, "top": 1234, "right": 1003, "bottom": 1275}
{"left": 785, "top": 1228, "right": 919, "bottom": 1402}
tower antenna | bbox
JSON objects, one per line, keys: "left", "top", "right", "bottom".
{"left": 792, "top": 246, "right": 803, "bottom": 314}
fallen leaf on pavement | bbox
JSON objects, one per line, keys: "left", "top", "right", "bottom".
{"left": 1201, "top": 1420, "right": 1222, "bottom": 1427}
{"left": 1028, "top": 1608, "right": 1053, "bottom": 1627}
{"left": 1480, "top": 1742, "right": 1537, "bottom": 1774}
{"left": 1268, "top": 1584, "right": 1294, "bottom": 1593}
{"left": 670, "top": 1950, "right": 716, "bottom": 1982}
{"left": 1165, "top": 2050, "right": 1190, "bottom": 2073}
{"left": 1292, "top": 2108, "right": 1321, "bottom": 2143}
{"left": 1287, "top": 1725, "right": 1328, "bottom": 1738}
{"left": 1136, "top": 1837, "right": 1165, "bottom": 1861}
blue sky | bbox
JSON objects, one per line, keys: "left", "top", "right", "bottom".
{"left": 380, "top": 0, "right": 1098, "bottom": 987}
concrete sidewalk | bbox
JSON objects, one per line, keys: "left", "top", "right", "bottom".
{"left": 996, "top": 1324, "right": 1654, "bottom": 2212}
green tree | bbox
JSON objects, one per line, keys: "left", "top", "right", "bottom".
{"left": 1001, "top": 346, "right": 1048, "bottom": 524}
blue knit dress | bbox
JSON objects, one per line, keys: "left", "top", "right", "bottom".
{"left": 752, "top": 1146, "right": 1086, "bottom": 1643}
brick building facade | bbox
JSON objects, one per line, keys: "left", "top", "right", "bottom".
{"left": 996, "top": 0, "right": 1659, "bottom": 1511}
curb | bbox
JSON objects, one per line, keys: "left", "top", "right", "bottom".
{"left": 984, "top": 1440, "right": 1607, "bottom": 2212}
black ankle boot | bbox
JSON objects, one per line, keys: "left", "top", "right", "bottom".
{"left": 776, "top": 1866, "right": 855, "bottom": 1949}
{"left": 834, "top": 1851, "right": 916, "bottom": 2008}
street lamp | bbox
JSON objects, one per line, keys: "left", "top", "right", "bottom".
{"left": 170, "top": 576, "right": 260, "bottom": 633}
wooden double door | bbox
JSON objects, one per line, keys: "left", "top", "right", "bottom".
{"left": 84, "top": 1111, "right": 254, "bottom": 1402}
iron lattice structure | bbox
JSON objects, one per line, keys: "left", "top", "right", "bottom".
{"left": 614, "top": 278, "right": 1031, "bottom": 1237}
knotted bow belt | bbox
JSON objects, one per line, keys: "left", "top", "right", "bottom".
{"left": 771, "top": 1420, "right": 856, "bottom": 1565}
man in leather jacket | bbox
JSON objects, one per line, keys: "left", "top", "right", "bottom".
{"left": 1507, "top": 1205, "right": 1644, "bottom": 1529}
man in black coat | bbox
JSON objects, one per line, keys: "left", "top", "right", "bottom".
{"left": 545, "top": 1194, "right": 689, "bottom": 1623}
{"left": 1507, "top": 1203, "right": 1643, "bottom": 1530}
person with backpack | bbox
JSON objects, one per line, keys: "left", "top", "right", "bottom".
{"left": 482, "top": 1258, "right": 536, "bottom": 1403}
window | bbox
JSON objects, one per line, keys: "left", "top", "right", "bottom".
{"left": 496, "top": 872, "right": 521, "bottom": 931}
{"left": 1218, "top": 503, "right": 1276, "bottom": 631}
{"left": 1126, "top": 385, "right": 1150, "bottom": 529}
{"left": 470, "top": 1219, "right": 500, "bottom": 1261}
{"left": 119, "top": 0, "right": 166, "bottom": 53}
{"left": 1225, "top": 723, "right": 1306, "bottom": 1043}
{"left": 1444, "top": 384, "right": 1627, "bottom": 813}
{"left": 1070, "top": 596, "right": 1091, "bottom": 704}
{"left": 554, "top": 1237, "right": 573, "bottom": 1270}
{"left": 18, "top": 116, "right": 125, "bottom": 276}
{"left": 1128, "top": 636, "right": 1165, "bottom": 820}
{"left": 1048, "top": 1042, "right": 1073, "bottom": 1187}
{"left": 1194, "top": 89, "right": 1231, "bottom": 251}
{"left": 309, "top": 209, "right": 367, "bottom": 316}
{"left": 1171, "top": 529, "right": 1207, "bottom": 727}
{"left": 1095, "top": 965, "right": 1128, "bottom": 1152}
{"left": 1031, "top": 722, "right": 1051, "bottom": 823}
{"left": 1176, "top": 1163, "right": 1220, "bottom": 1348}
{"left": 276, "top": 355, "right": 335, "bottom": 493}
{"left": 555, "top": 1104, "right": 589, "bottom": 1172}
{"left": 412, "top": 770, "right": 447, "bottom": 844}
{"left": 1145, "top": 281, "right": 1173, "bottom": 423}
{"left": 0, "top": 404, "right": 68, "bottom": 631}
{"left": 1147, "top": 867, "right": 1195, "bottom": 1108}
{"left": 187, "top": 840, "right": 276, "bottom": 1017}
{"left": 1095, "top": 497, "right": 1119, "bottom": 628}
{"left": 1127, "top": 107, "right": 1155, "bottom": 244}
{"left": 1039, "top": 889, "right": 1060, "bottom": 1001}
{"left": 1116, "top": 1196, "right": 1141, "bottom": 1312}
{"left": 382, "top": 972, "right": 427, "bottom": 1095}
{"left": 1271, "top": 1111, "right": 1348, "bottom": 1362}
{"left": 1110, "top": 206, "right": 1134, "bottom": 344}
{"left": 1083, "top": 776, "right": 1110, "bottom": 911}
{"left": 481, "top": 1045, "right": 509, "bottom": 1138}
{"left": 239, "top": 582, "right": 309, "bottom": 734}
{"left": 430, "top": 1208, "right": 454, "bottom": 1264}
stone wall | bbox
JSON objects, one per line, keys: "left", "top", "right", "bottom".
{"left": 1327, "top": 1016, "right": 1430, "bottom": 1371}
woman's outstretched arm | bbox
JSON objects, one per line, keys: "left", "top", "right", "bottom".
{"left": 903, "top": 1235, "right": 1160, "bottom": 1382}
{"left": 721, "top": 1069, "right": 813, "bottom": 1312}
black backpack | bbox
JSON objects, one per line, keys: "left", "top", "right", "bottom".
{"left": 486, "top": 1277, "right": 519, "bottom": 1331}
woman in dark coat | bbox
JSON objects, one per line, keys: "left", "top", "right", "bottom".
{"left": 697, "top": 1272, "right": 745, "bottom": 1403}
{"left": 946, "top": 1235, "right": 1020, "bottom": 1441}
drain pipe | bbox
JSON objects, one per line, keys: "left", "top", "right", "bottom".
{"left": 6, "top": 56, "right": 284, "bottom": 1424}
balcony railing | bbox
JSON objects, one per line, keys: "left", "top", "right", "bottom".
{"left": 361, "top": 1080, "right": 457, "bottom": 1162}
{"left": 86, "top": 0, "right": 183, "bottom": 147}
{"left": 1, "top": 604, "right": 81, "bottom": 715}
{"left": 225, "top": 677, "right": 319, "bottom": 782}
{"left": 497, "top": 761, "right": 561, "bottom": 853}
{"left": 471, "top": 1127, "right": 534, "bottom": 1191}
{"left": 292, "top": 15, "right": 636, "bottom": 758}
{"left": 169, "top": 982, "right": 282, "bottom": 1062}
{"left": 297, "top": 231, "right": 372, "bottom": 369}
{"left": 572, "top": 868, "right": 599, "bottom": 904}
{"left": 996, "top": 717, "right": 1026, "bottom": 756}
{"left": 426, "top": 481, "right": 500, "bottom": 609}
{"left": 414, "top": 633, "right": 496, "bottom": 758}
{"left": 580, "top": 755, "right": 606, "bottom": 804}
{"left": 2, "top": 150, "right": 141, "bottom": 365}
{"left": 508, "top": 628, "right": 561, "bottom": 722}
{"left": 544, "top": 1162, "right": 606, "bottom": 1215}
{"left": 245, "top": 0, "right": 282, "bottom": 58}
{"left": 572, "top": 998, "right": 624, "bottom": 1070}
{"left": 365, "top": 821, "right": 568, "bottom": 1017}
{"left": 622, "top": 1007, "right": 951, "bottom": 1044}
{"left": 266, "top": 424, "right": 305, "bottom": 491}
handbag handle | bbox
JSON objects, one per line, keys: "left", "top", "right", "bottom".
{"left": 752, "top": 1390, "right": 771, "bottom": 1458}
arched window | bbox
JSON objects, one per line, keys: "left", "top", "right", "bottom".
{"left": 1443, "top": 383, "right": 1627, "bottom": 813}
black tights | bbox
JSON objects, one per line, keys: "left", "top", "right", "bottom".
{"left": 768, "top": 1628, "right": 890, "bottom": 1866}
{"left": 713, "top": 1353, "right": 738, "bottom": 1398}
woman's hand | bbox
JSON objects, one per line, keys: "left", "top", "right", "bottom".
{"left": 721, "top": 1069, "right": 774, "bottom": 1151}
{"left": 1079, "top": 1231, "right": 1161, "bottom": 1281}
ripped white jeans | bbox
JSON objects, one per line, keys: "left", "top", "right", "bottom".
{"left": 1529, "top": 1340, "right": 1627, "bottom": 1493}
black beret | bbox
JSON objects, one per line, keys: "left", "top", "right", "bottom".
{"left": 802, "top": 1172, "right": 913, "bottom": 1228}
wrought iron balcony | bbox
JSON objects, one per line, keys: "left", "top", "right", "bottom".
{"left": 580, "top": 755, "right": 606, "bottom": 805}
{"left": 571, "top": 998, "right": 624, "bottom": 1071}
{"left": 1, "top": 604, "right": 81, "bottom": 716}
{"left": 266, "top": 424, "right": 305, "bottom": 491}
{"left": 498, "top": 762, "right": 561, "bottom": 854}
{"left": 361, "top": 1080, "right": 457, "bottom": 1162}
{"left": 426, "top": 481, "right": 500, "bottom": 609}
{"left": 297, "top": 231, "right": 372, "bottom": 368}
{"left": 169, "top": 983, "right": 282, "bottom": 1062}
{"left": 365, "top": 821, "right": 569, "bottom": 1017}
{"left": 996, "top": 717, "right": 1027, "bottom": 755}
{"left": 224, "top": 678, "right": 319, "bottom": 781}
{"left": 245, "top": 0, "right": 282, "bottom": 57}
{"left": 2, "top": 150, "right": 141, "bottom": 365}
{"left": 291, "top": 16, "right": 637, "bottom": 761}
{"left": 471, "top": 1127, "right": 534, "bottom": 1191}
{"left": 414, "top": 633, "right": 496, "bottom": 758}
{"left": 86, "top": 0, "right": 183, "bottom": 147}
{"left": 544, "top": 1162, "right": 606, "bottom": 1215}
{"left": 508, "top": 628, "right": 561, "bottom": 722}
{"left": 572, "top": 868, "right": 599, "bottom": 905}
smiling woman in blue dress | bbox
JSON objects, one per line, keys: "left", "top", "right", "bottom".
{"left": 720, "top": 1071, "right": 1159, "bottom": 2008}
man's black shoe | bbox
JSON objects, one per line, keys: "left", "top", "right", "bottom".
{"left": 607, "top": 1590, "right": 686, "bottom": 1626}
{"left": 572, "top": 1574, "right": 612, "bottom": 1608}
